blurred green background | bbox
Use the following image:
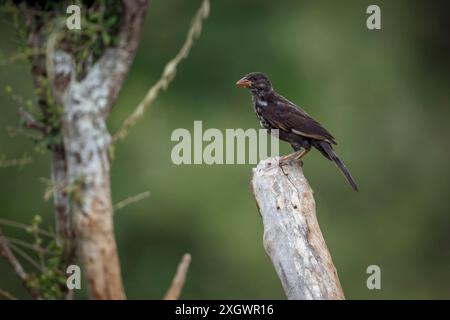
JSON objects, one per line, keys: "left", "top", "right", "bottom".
{"left": 1, "top": 0, "right": 450, "bottom": 299}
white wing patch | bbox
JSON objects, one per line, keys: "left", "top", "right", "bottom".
{"left": 258, "top": 100, "right": 268, "bottom": 107}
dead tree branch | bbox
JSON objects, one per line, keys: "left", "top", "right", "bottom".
{"left": 251, "top": 157, "right": 345, "bottom": 300}
{"left": 0, "top": 288, "right": 18, "bottom": 300}
{"left": 114, "top": 191, "right": 150, "bottom": 212}
{"left": 163, "top": 253, "right": 192, "bottom": 300}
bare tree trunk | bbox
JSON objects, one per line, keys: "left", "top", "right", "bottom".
{"left": 251, "top": 157, "right": 345, "bottom": 300}
{"left": 5, "top": 0, "right": 210, "bottom": 300}
{"left": 61, "top": 74, "right": 124, "bottom": 299}
{"left": 47, "top": 1, "right": 149, "bottom": 299}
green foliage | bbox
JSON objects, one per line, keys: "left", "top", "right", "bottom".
{"left": 1, "top": 0, "right": 123, "bottom": 153}
{"left": 0, "top": 1, "right": 27, "bottom": 52}
{"left": 23, "top": 215, "right": 67, "bottom": 300}
{"left": 0, "top": 215, "right": 68, "bottom": 299}
{"left": 0, "top": 152, "right": 32, "bottom": 169}
{"left": 62, "top": 0, "right": 122, "bottom": 78}
{"left": 108, "top": 143, "right": 116, "bottom": 161}
{"left": 3, "top": 83, "right": 55, "bottom": 153}
{"left": 41, "top": 174, "right": 85, "bottom": 207}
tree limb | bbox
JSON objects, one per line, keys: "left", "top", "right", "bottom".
{"left": 0, "top": 228, "right": 42, "bottom": 299}
{"left": 113, "top": 0, "right": 210, "bottom": 143}
{"left": 18, "top": 107, "right": 49, "bottom": 133}
{"left": 114, "top": 191, "right": 150, "bottom": 211}
{"left": 251, "top": 157, "right": 345, "bottom": 300}
{"left": 105, "top": 0, "right": 151, "bottom": 112}
{"left": 0, "top": 230, "right": 27, "bottom": 281}
{"left": 0, "top": 288, "right": 18, "bottom": 300}
{"left": 163, "top": 253, "right": 192, "bottom": 300}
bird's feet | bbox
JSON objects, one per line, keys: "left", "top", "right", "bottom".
{"left": 277, "top": 154, "right": 303, "bottom": 167}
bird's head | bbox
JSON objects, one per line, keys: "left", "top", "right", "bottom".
{"left": 236, "top": 72, "right": 272, "bottom": 93}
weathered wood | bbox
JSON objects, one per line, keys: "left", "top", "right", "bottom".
{"left": 163, "top": 253, "right": 192, "bottom": 300}
{"left": 251, "top": 157, "right": 345, "bottom": 300}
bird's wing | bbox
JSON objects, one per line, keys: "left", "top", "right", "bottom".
{"left": 264, "top": 95, "right": 337, "bottom": 145}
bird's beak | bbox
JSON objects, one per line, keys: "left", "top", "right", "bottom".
{"left": 236, "top": 78, "right": 253, "bottom": 88}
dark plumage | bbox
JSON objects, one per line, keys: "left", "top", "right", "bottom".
{"left": 236, "top": 72, "right": 358, "bottom": 192}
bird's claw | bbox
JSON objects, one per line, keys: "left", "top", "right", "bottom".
{"left": 277, "top": 156, "right": 303, "bottom": 167}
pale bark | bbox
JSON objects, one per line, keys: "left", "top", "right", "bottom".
{"left": 62, "top": 74, "right": 123, "bottom": 299}
{"left": 47, "top": 1, "right": 149, "bottom": 299}
{"left": 251, "top": 157, "right": 345, "bottom": 300}
{"left": 163, "top": 253, "right": 192, "bottom": 300}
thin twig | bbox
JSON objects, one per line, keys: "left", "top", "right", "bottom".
{"left": 0, "top": 48, "right": 46, "bottom": 66}
{"left": 0, "top": 231, "right": 28, "bottom": 281}
{"left": 112, "top": 0, "right": 210, "bottom": 143}
{"left": 0, "top": 155, "right": 32, "bottom": 169}
{"left": 0, "top": 229, "right": 42, "bottom": 299}
{"left": 0, "top": 288, "right": 18, "bottom": 300}
{"left": 114, "top": 191, "right": 150, "bottom": 211}
{"left": 18, "top": 107, "right": 49, "bottom": 133}
{"left": 45, "top": 21, "right": 74, "bottom": 104}
{"left": 0, "top": 219, "right": 55, "bottom": 238}
{"left": 163, "top": 253, "right": 192, "bottom": 300}
{"left": 45, "top": 21, "right": 65, "bottom": 90}
{"left": 6, "top": 236, "right": 50, "bottom": 255}
{"left": 9, "top": 243, "right": 44, "bottom": 273}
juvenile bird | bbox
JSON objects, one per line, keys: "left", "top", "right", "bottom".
{"left": 236, "top": 72, "right": 358, "bottom": 191}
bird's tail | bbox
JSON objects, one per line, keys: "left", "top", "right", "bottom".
{"left": 317, "top": 141, "right": 359, "bottom": 192}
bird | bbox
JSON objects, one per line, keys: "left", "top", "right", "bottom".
{"left": 236, "top": 72, "right": 358, "bottom": 192}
